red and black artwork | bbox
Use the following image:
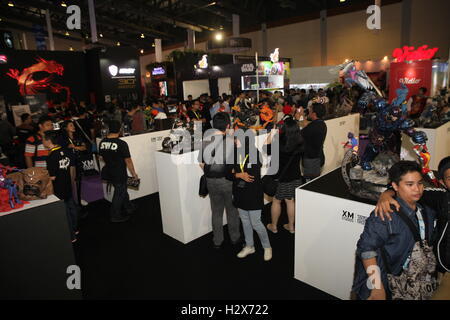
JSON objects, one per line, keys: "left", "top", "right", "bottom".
{"left": 6, "top": 57, "right": 71, "bottom": 103}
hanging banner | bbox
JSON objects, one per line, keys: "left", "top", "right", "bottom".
{"left": 388, "top": 60, "right": 432, "bottom": 102}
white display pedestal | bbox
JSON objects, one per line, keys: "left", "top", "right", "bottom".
{"left": 401, "top": 121, "right": 450, "bottom": 171}
{"left": 294, "top": 169, "right": 374, "bottom": 300}
{"left": 155, "top": 150, "right": 220, "bottom": 244}
{"left": 97, "top": 130, "right": 171, "bottom": 201}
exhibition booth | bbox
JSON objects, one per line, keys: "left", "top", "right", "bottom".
{"left": 156, "top": 113, "right": 360, "bottom": 244}
{"left": 170, "top": 51, "right": 291, "bottom": 100}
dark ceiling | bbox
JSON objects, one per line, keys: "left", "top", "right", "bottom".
{"left": 0, "top": 0, "right": 375, "bottom": 52}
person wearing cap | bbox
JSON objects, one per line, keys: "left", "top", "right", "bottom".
{"left": 375, "top": 156, "right": 450, "bottom": 299}
{"left": 277, "top": 105, "right": 295, "bottom": 126}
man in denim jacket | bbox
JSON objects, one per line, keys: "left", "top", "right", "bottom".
{"left": 352, "top": 161, "right": 436, "bottom": 300}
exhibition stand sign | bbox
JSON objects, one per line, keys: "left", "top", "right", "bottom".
{"left": 294, "top": 169, "right": 374, "bottom": 300}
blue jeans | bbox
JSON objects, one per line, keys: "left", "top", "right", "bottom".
{"left": 238, "top": 209, "right": 271, "bottom": 249}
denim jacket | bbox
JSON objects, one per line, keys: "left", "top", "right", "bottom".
{"left": 352, "top": 197, "right": 436, "bottom": 300}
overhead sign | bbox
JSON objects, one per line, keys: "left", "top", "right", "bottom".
{"left": 152, "top": 67, "right": 166, "bottom": 76}
{"left": 270, "top": 48, "right": 280, "bottom": 63}
{"left": 108, "top": 65, "right": 136, "bottom": 77}
{"left": 392, "top": 45, "right": 439, "bottom": 63}
{"left": 241, "top": 63, "right": 255, "bottom": 73}
{"left": 389, "top": 60, "right": 432, "bottom": 102}
{"left": 194, "top": 55, "right": 208, "bottom": 69}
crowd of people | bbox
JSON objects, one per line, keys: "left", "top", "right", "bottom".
{"left": 0, "top": 85, "right": 449, "bottom": 299}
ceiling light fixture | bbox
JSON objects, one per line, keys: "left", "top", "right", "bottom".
{"left": 8, "top": 2, "right": 14, "bottom": 7}
{"left": 215, "top": 32, "right": 223, "bottom": 41}
{"left": 61, "top": 1, "right": 67, "bottom": 7}
{"left": 141, "top": 33, "right": 145, "bottom": 39}
{"left": 99, "top": 33, "right": 103, "bottom": 38}
{"left": 140, "top": 49, "right": 144, "bottom": 54}
{"left": 117, "top": 41, "right": 120, "bottom": 46}
{"left": 65, "top": 31, "right": 70, "bottom": 36}
{"left": 69, "top": 47, "right": 74, "bottom": 51}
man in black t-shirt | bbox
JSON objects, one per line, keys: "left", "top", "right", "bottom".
{"left": 99, "top": 120, "right": 138, "bottom": 223}
{"left": 301, "top": 103, "right": 327, "bottom": 182}
{"left": 43, "top": 130, "right": 79, "bottom": 243}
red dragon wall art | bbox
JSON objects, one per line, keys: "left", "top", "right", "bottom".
{"left": 6, "top": 57, "right": 71, "bottom": 103}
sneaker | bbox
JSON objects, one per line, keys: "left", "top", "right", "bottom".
{"left": 237, "top": 246, "right": 255, "bottom": 258}
{"left": 264, "top": 248, "right": 272, "bottom": 261}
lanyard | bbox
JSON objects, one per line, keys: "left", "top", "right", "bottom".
{"left": 68, "top": 137, "right": 74, "bottom": 145}
{"left": 192, "top": 110, "right": 201, "bottom": 120}
{"left": 239, "top": 154, "right": 249, "bottom": 173}
{"left": 50, "top": 146, "right": 62, "bottom": 154}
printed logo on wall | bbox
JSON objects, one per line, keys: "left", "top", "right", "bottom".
{"left": 108, "top": 65, "right": 136, "bottom": 77}
{"left": 342, "top": 210, "right": 368, "bottom": 226}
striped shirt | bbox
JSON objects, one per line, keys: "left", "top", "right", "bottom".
{"left": 24, "top": 134, "right": 49, "bottom": 168}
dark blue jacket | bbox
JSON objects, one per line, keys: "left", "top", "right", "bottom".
{"left": 352, "top": 197, "right": 436, "bottom": 300}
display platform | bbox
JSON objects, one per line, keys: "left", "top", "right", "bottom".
{"left": 401, "top": 121, "right": 450, "bottom": 171}
{"left": 294, "top": 168, "right": 375, "bottom": 300}
{"left": 155, "top": 150, "right": 218, "bottom": 244}
{"left": 0, "top": 196, "right": 81, "bottom": 300}
{"left": 97, "top": 129, "right": 171, "bottom": 201}
{"left": 155, "top": 132, "right": 273, "bottom": 244}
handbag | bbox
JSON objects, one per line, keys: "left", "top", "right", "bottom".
{"left": 380, "top": 208, "right": 438, "bottom": 300}
{"left": 262, "top": 155, "right": 295, "bottom": 197}
{"left": 199, "top": 174, "right": 208, "bottom": 197}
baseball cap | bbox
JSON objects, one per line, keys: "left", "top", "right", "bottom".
{"left": 283, "top": 105, "right": 293, "bottom": 115}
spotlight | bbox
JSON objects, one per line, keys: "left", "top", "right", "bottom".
{"left": 69, "top": 47, "right": 74, "bottom": 51}
{"left": 65, "top": 31, "right": 70, "bottom": 36}
{"left": 61, "top": 1, "right": 67, "bottom": 7}
{"left": 99, "top": 33, "right": 103, "bottom": 38}
{"left": 117, "top": 41, "right": 120, "bottom": 46}
{"left": 152, "top": 43, "right": 155, "bottom": 47}
{"left": 140, "top": 33, "right": 145, "bottom": 39}
{"left": 8, "top": 2, "right": 14, "bottom": 7}
{"left": 140, "top": 49, "right": 144, "bottom": 54}
{"left": 215, "top": 32, "right": 223, "bottom": 41}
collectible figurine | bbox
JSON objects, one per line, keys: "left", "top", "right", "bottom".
{"left": 339, "top": 61, "right": 439, "bottom": 200}
{"left": 0, "top": 165, "right": 22, "bottom": 209}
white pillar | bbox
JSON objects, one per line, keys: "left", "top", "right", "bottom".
{"left": 45, "top": 9, "right": 55, "bottom": 51}
{"left": 155, "top": 39, "right": 163, "bottom": 63}
{"left": 88, "top": 0, "right": 98, "bottom": 43}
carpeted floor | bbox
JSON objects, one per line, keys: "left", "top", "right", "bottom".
{"left": 74, "top": 193, "right": 336, "bottom": 300}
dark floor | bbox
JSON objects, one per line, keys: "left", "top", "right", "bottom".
{"left": 74, "top": 194, "right": 337, "bottom": 300}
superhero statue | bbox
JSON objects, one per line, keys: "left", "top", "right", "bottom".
{"left": 338, "top": 61, "right": 439, "bottom": 200}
